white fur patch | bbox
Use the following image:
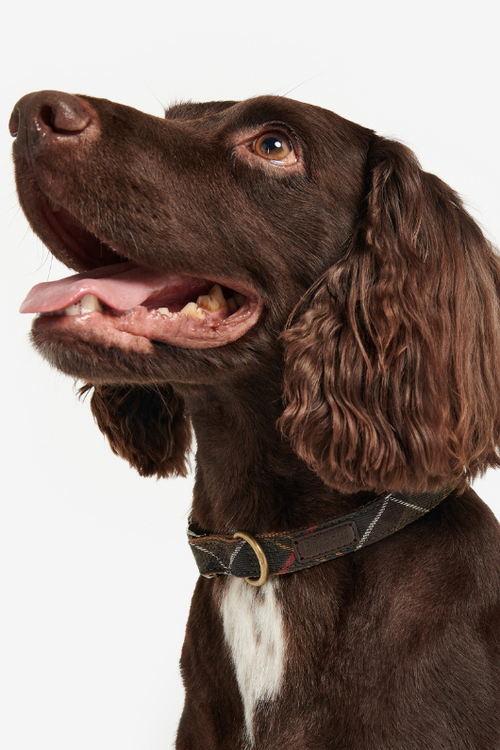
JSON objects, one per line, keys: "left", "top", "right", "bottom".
{"left": 220, "top": 577, "right": 286, "bottom": 744}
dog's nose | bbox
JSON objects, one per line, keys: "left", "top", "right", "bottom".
{"left": 9, "top": 90, "right": 95, "bottom": 156}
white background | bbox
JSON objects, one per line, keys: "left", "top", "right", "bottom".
{"left": 1, "top": 1, "right": 499, "bottom": 748}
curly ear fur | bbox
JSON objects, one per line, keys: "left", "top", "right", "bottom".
{"left": 280, "top": 136, "right": 500, "bottom": 494}
{"left": 80, "top": 384, "right": 191, "bottom": 478}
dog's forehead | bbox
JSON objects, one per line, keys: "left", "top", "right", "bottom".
{"left": 164, "top": 100, "right": 238, "bottom": 122}
{"left": 164, "top": 95, "right": 369, "bottom": 146}
{"left": 164, "top": 96, "right": 302, "bottom": 128}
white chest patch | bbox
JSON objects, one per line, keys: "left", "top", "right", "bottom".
{"left": 220, "top": 576, "right": 286, "bottom": 744}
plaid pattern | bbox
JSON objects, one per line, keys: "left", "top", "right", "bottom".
{"left": 188, "top": 487, "right": 452, "bottom": 580}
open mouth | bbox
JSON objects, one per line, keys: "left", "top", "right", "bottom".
{"left": 20, "top": 200, "right": 262, "bottom": 353}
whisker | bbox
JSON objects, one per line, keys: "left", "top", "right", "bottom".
{"left": 278, "top": 67, "right": 333, "bottom": 98}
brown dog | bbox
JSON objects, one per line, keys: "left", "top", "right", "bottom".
{"left": 10, "top": 90, "right": 500, "bottom": 749}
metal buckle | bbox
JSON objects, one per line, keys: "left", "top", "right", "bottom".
{"left": 233, "top": 531, "right": 270, "bottom": 587}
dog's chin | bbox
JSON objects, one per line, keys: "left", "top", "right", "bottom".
{"left": 30, "top": 316, "right": 263, "bottom": 386}
{"left": 30, "top": 324, "right": 152, "bottom": 383}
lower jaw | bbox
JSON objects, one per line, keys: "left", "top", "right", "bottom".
{"left": 33, "top": 313, "right": 155, "bottom": 354}
{"left": 31, "top": 321, "right": 266, "bottom": 390}
{"left": 31, "top": 320, "right": 192, "bottom": 385}
{"left": 33, "top": 294, "right": 261, "bottom": 352}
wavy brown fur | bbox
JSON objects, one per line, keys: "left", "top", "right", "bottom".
{"left": 280, "top": 136, "right": 500, "bottom": 493}
{"left": 80, "top": 384, "right": 191, "bottom": 478}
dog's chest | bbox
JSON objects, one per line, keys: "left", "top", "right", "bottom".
{"left": 220, "top": 577, "right": 286, "bottom": 743}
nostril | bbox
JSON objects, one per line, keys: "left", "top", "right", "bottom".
{"left": 10, "top": 91, "right": 93, "bottom": 141}
{"left": 39, "top": 98, "right": 92, "bottom": 135}
{"left": 39, "top": 105, "right": 58, "bottom": 131}
{"left": 10, "top": 91, "right": 97, "bottom": 157}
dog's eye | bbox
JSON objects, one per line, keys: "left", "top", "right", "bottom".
{"left": 253, "top": 132, "right": 295, "bottom": 163}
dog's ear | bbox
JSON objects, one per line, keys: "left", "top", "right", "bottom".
{"left": 280, "top": 136, "right": 500, "bottom": 494}
{"left": 80, "top": 384, "right": 191, "bottom": 478}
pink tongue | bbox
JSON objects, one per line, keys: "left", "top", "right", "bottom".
{"left": 20, "top": 262, "right": 206, "bottom": 314}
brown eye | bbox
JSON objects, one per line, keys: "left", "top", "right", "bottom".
{"left": 253, "top": 132, "right": 295, "bottom": 163}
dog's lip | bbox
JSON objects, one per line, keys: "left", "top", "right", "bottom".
{"left": 23, "top": 198, "right": 260, "bottom": 312}
{"left": 21, "top": 261, "right": 263, "bottom": 351}
{"left": 19, "top": 191, "right": 264, "bottom": 350}
{"left": 38, "top": 198, "right": 129, "bottom": 272}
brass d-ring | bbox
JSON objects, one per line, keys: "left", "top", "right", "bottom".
{"left": 233, "top": 531, "right": 270, "bottom": 587}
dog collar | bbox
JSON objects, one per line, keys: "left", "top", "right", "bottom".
{"left": 187, "top": 487, "right": 452, "bottom": 586}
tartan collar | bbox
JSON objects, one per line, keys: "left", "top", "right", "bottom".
{"left": 187, "top": 487, "right": 452, "bottom": 586}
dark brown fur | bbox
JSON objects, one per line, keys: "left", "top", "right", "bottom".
{"left": 10, "top": 90, "right": 500, "bottom": 748}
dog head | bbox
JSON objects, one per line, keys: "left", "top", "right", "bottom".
{"left": 11, "top": 91, "right": 500, "bottom": 492}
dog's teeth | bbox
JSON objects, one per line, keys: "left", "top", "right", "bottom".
{"left": 211, "top": 284, "right": 227, "bottom": 308}
{"left": 158, "top": 307, "right": 173, "bottom": 318}
{"left": 233, "top": 293, "right": 246, "bottom": 307}
{"left": 197, "top": 284, "right": 227, "bottom": 312}
{"left": 180, "top": 302, "right": 205, "bottom": 318}
{"left": 63, "top": 294, "right": 102, "bottom": 316}
{"left": 63, "top": 302, "right": 82, "bottom": 317}
{"left": 80, "top": 294, "right": 103, "bottom": 312}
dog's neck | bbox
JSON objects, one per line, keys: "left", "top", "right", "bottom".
{"left": 178, "top": 369, "right": 373, "bottom": 535}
